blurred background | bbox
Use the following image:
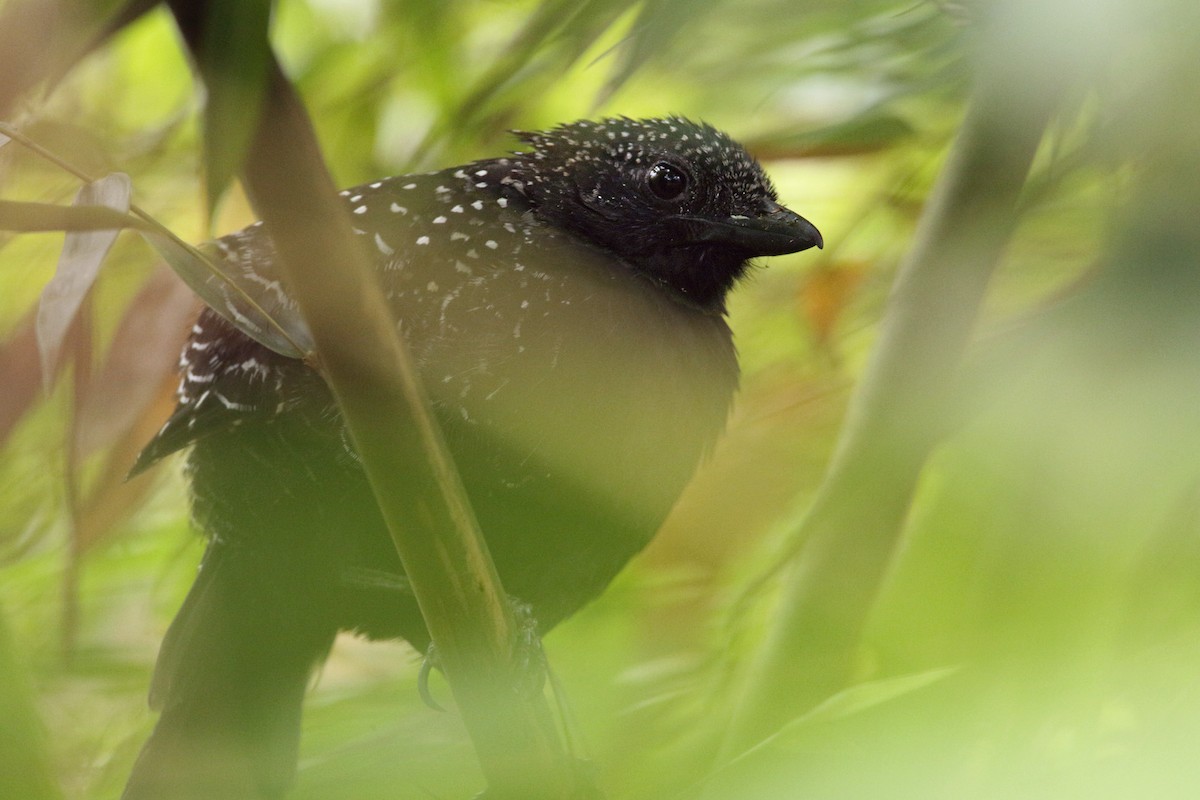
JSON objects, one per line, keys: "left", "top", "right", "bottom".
{"left": 3, "top": 0, "right": 1200, "bottom": 797}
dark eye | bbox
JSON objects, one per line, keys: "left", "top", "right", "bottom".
{"left": 647, "top": 162, "right": 689, "bottom": 201}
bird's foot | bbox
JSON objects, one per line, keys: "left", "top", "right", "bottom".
{"left": 417, "top": 643, "right": 446, "bottom": 711}
{"left": 417, "top": 597, "right": 545, "bottom": 710}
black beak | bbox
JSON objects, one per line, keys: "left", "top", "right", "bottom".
{"left": 675, "top": 201, "right": 823, "bottom": 256}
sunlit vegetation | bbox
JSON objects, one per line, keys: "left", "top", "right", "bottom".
{"left": 3, "top": 0, "right": 1200, "bottom": 797}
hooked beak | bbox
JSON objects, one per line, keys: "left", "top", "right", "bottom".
{"left": 677, "top": 202, "right": 823, "bottom": 256}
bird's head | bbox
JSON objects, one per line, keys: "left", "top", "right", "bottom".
{"left": 510, "top": 116, "right": 822, "bottom": 310}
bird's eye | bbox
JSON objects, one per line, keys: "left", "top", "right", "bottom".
{"left": 647, "top": 162, "right": 689, "bottom": 202}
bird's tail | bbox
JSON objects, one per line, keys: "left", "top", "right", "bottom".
{"left": 123, "top": 544, "right": 336, "bottom": 800}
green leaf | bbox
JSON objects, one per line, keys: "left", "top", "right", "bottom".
{"left": 748, "top": 112, "right": 916, "bottom": 159}
{"left": 35, "top": 172, "right": 132, "bottom": 392}
{"left": 698, "top": 667, "right": 959, "bottom": 799}
{"left": 199, "top": 0, "right": 272, "bottom": 219}
{"left": 139, "top": 230, "right": 313, "bottom": 358}
{"left": 413, "top": 0, "right": 637, "bottom": 162}
{"left": 597, "top": 0, "right": 724, "bottom": 104}
{"left": 793, "top": 665, "right": 960, "bottom": 725}
{"left": 0, "top": 199, "right": 149, "bottom": 232}
{"left": 0, "top": 604, "right": 62, "bottom": 800}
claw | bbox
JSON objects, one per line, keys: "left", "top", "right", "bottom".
{"left": 416, "top": 599, "right": 543, "bottom": 710}
{"left": 418, "top": 644, "right": 446, "bottom": 712}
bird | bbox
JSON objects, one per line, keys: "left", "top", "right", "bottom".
{"left": 122, "top": 116, "right": 822, "bottom": 799}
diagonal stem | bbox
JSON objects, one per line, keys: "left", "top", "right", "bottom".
{"left": 165, "top": 2, "right": 586, "bottom": 795}
{"left": 724, "top": 65, "right": 1058, "bottom": 753}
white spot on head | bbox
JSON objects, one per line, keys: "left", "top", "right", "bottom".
{"left": 350, "top": 194, "right": 362, "bottom": 202}
{"left": 370, "top": 181, "right": 383, "bottom": 189}
{"left": 497, "top": 197, "right": 508, "bottom": 208}
{"left": 403, "top": 183, "right": 417, "bottom": 189}
{"left": 433, "top": 216, "right": 447, "bottom": 224}
{"left": 485, "top": 240, "right": 498, "bottom": 250}
{"left": 416, "top": 235, "right": 430, "bottom": 245}
{"left": 471, "top": 200, "right": 484, "bottom": 211}
{"left": 390, "top": 203, "right": 407, "bottom": 214}
{"left": 353, "top": 205, "right": 368, "bottom": 214}
{"left": 426, "top": 281, "right": 438, "bottom": 291}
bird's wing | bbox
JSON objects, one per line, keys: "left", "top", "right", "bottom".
{"left": 130, "top": 306, "right": 323, "bottom": 476}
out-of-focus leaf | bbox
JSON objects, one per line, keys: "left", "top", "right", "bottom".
{"left": 798, "top": 262, "right": 866, "bottom": 350}
{"left": 35, "top": 172, "right": 131, "bottom": 392}
{"left": 378, "top": 1, "right": 459, "bottom": 109}
{"left": 0, "top": 0, "right": 62, "bottom": 119}
{"left": 73, "top": 265, "right": 199, "bottom": 460}
{"left": 790, "top": 666, "right": 959, "bottom": 726}
{"left": 597, "top": 0, "right": 724, "bottom": 104}
{"left": 0, "top": 312, "right": 40, "bottom": 450}
{"left": 72, "top": 372, "right": 180, "bottom": 551}
{"left": 0, "top": 0, "right": 157, "bottom": 120}
{"left": 415, "top": 0, "right": 636, "bottom": 161}
{"left": 749, "top": 112, "right": 916, "bottom": 159}
{"left": 44, "top": 0, "right": 162, "bottom": 90}
{"left": 0, "top": 199, "right": 149, "bottom": 232}
{"left": 199, "top": 0, "right": 271, "bottom": 217}
{"left": 697, "top": 667, "right": 958, "bottom": 800}
{"left": 0, "top": 605, "right": 62, "bottom": 800}
{"left": 140, "top": 230, "right": 313, "bottom": 358}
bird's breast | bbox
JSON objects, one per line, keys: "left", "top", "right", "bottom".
{"left": 390, "top": 233, "right": 738, "bottom": 532}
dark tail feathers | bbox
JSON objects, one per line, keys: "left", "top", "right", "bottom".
{"left": 123, "top": 545, "right": 336, "bottom": 800}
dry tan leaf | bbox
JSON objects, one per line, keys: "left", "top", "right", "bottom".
{"left": 73, "top": 383, "right": 176, "bottom": 553}
{"left": 35, "top": 172, "right": 131, "bottom": 390}
{"left": 73, "top": 265, "right": 199, "bottom": 459}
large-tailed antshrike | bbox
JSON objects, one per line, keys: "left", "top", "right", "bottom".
{"left": 123, "top": 116, "right": 822, "bottom": 799}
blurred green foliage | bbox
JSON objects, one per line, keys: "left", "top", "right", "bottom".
{"left": 3, "top": 0, "right": 1200, "bottom": 797}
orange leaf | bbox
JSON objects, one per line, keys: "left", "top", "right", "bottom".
{"left": 798, "top": 262, "right": 866, "bottom": 348}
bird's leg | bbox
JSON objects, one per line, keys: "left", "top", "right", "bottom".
{"left": 506, "top": 598, "right": 547, "bottom": 699}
